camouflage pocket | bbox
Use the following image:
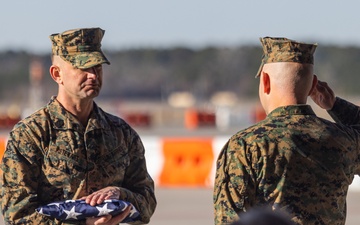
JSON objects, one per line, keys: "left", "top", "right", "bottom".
{"left": 43, "top": 144, "right": 86, "bottom": 186}
{"left": 99, "top": 145, "right": 130, "bottom": 184}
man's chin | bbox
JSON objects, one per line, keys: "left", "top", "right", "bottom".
{"left": 84, "top": 89, "right": 100, "bottom": 98}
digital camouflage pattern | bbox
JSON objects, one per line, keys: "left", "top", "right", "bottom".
{"left": 0, "top": 97, "right": 156, "bottom": 225}
{"left": 213, "top": 105, "right": 360, "bottom": 225}
{"left": 328, "top": 97, "right": 360, "bottom": 125}
{"left": 255, "top": 37, "right": 317, "bottom": 77}
{"left": 49, "top": 27, "right": 110, "bottom": 69}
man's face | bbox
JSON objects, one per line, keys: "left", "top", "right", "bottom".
{"left": 59, "top": 61, "right": 103, "bottom": 100}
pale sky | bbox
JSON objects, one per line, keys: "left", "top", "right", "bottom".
{"left": 1, "top": 0, "right": 359, "bottom": 53}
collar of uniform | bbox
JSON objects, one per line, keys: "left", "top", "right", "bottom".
{"left": 47, "top": 96, "right": 108, "bottom": 131}
{"left": 267, "top": 104, "right": 315, "bottom": 118}
{"left": 47, "top": 96, "right": 84, "bottom": 130}
{"left": 86, "top": 103, "right": 110, "bottom": 131}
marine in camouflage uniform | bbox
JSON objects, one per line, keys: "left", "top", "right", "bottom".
{"left": 213, "top": 37, "right": 360, "bottom": 225}
{"left": 0, "top": 28, "right": 156, "bottom": 225}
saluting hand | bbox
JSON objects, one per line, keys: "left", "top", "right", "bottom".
{"left": 310, "top": 79, "right": 336, "bottom": 110}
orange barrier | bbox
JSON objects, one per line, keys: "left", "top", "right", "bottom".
{"left": 159, "top": 138, "right": 214, "bottom": 187}
{"left": 184, "top": 109, "right": 198, "bottom": 130}
{"left": 0, "top": 137, "right": 6, "bottom": 162}
{"left": 185, "top": 109, "right": 216, "bottom": 130}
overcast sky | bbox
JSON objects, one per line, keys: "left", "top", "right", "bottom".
{"left": 1, "top": 0, "right": 359, "bottom": 53}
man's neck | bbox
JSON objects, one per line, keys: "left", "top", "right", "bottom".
{"left": 265, "top": 94, "right": 308, "bottom": 114}
{"left": 56, "top": 96, "right": 93, "bottom": 127}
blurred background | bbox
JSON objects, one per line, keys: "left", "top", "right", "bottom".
{"left": 1, "top": 0, "right": 360, "bottom": 224}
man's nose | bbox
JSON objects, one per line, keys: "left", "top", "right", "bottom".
{"left": 87, "top": 67, "right": 98, "bottom": 78}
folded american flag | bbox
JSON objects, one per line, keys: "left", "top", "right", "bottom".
{"left": 35, "top": 199, "right": 140, "bottom": 223}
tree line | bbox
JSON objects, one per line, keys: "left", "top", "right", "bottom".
{"left": 0, "top": 45, "right": 359, "bottom": 106}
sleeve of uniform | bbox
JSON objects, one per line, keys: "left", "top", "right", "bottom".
{"left": 213, "top": 137, "right": 255, "bottom": 225}
{"left": 328, "top": 98, "right": 360, "bottom": 178}
{"left": 117, "top": 131, "right": 156, "bottom": 224}
{"left": 0, "top": 127, "right": 58, "bottom": 225}
{"left": 328, "top": 97, "right": 360, "bottom": 125}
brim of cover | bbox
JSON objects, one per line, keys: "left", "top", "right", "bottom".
{"left": 60, "top": 51, "right": 110, "bottom": 69}
{"left": 255, "top": 61, "right": 264, "bottom": 78}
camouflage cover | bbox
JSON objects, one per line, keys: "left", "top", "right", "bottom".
{"left": 49, "top": 28, "right": 110, "bottom": 69}
{"left": 256, "top": 37, "right": 317, "bottom": 77}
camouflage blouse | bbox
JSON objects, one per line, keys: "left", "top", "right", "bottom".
{"left": 214, "top": 104, "right": 360, "bottom": 225}
{"left": 0, "top": 97, "right": 156, "bottom": 224}
{"left": 328, "top": 97, "right": 360, "bottom": 126}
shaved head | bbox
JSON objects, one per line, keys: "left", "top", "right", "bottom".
{"left": 263, "top": 62, "right": 314, "bottom": 99}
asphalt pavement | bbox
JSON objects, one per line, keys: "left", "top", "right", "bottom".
{"left": 1, "top": 188, "right": 359, "bottom": 225}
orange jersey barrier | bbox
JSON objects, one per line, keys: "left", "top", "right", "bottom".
{"left": 159, "top": 138, "right": 214, "bottom": 187}
{"left": 0, "top": 137, "right": 6, "bottom": 162}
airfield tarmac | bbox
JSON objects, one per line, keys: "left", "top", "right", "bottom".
{"left": 1, "top": 188, "right": 360, "bottom": 225}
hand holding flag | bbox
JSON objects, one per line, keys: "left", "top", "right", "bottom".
{"left": 36, "top": 199, "right": 140, "bottom": 223}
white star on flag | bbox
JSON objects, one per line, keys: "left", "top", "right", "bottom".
{"left": 129, "top": 205, "right": 138, "bottom": 217}
{"left": 121, "top": 202, "right": 128, "bottom": 211}
{"left": 96, "top": 203, "right": 115, "bottom": 216}
{"left": 64, "top": 206, "right": 82, "bottom": 220}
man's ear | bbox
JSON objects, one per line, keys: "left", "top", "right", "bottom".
{"left": 261, "top": 71, "right": 271, "bottom": 94}
{"left": 49, "top": 65, "right": 62, "bottom": 84}
{"left": 308, "top": 74, "right": 318, "bottom": 96}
